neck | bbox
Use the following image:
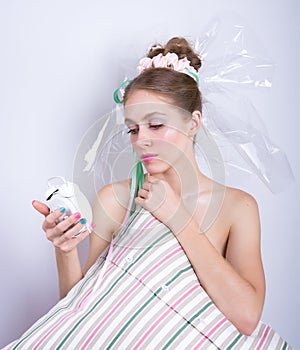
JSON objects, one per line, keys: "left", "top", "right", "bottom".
{"left": 150, "top": 150, "right": 205, "bottom": 197}
{"left": 149, "top": 152, "right": 223, "bottom": 222}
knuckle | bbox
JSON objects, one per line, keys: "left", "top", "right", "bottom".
{"left": 59, "top": 245, "right": 70, "bottom": 253}
{"left": 52, "top": 239, "right": 60, "bottom": 248}
{"left": 45, "top": 232, "right": 52, "bottom": 241}
{"left": 45, "top": 228, "right": 54, "bottom": 240}
{"left": 65, "top": 230, "right": 76, "bottom": 240}
{"left": 57, "top": 245, "right": 66, "bottom": 253}
{"left": 45, "top": 215, "right": 55, "bottom": 227}
{"left": 46, "top": 226, "right": 62, "bottom": 241}
{"left": 58, "top": 217, "right": 75, "bottom": 232}
{"left": 65, "top": 215, "right": 77, "bottom": 226}
{"left": 67, "top": 224, "right": 83, "bottom": 240}
{"left": 53, "top": 235, "right": 67, "bottom": 248}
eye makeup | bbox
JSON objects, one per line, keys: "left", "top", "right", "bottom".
{"left": 126, "top": 115, "right": 167, "bottom": 134}
{"left": 125, "top": 112, "right": 167, "bottom": 125}
{"left": 147, "top": 116, "right": 167, "bottom": 124}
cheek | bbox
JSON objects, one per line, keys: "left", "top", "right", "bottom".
{"left": 149, "top": 132, "right": 178, "bottom": 155}
{"left": 162, "top": 128, "right": 179, "bottom": 143}
{"left": 159, "top": 128, "right": 188, "bottom": 150}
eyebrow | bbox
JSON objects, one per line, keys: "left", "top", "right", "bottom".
{"left": 125, "top": 112, "right": 167, "bottom": 125}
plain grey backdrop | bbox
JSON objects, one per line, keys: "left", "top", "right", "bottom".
{"left": 0, "top": 0, "right": 298, "bottom": 348}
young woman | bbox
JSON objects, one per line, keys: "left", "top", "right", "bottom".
{"left": 6, "top": 38, "right": 292, "bottom": 349}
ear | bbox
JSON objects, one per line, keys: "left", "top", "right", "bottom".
{"left": 188, "top": 110, "right": 201, "bottom": 136}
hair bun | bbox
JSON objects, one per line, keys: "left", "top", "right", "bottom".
{"left": 147, "top": 37, "right": 202, "bottom": 72}
{"left": 148, "top": 44, "right": 165, "bottom": 59}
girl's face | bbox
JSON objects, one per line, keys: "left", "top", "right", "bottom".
{"left": 124, "top": 89, "right": 195, "bottom": 175}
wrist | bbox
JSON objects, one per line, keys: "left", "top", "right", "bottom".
{"left": 166, "top": 204, "right": 195, "bottom": 235}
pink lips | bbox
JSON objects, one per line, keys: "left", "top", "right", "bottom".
{"left": 141, "top": 154, "right": 157, "bottom": 163}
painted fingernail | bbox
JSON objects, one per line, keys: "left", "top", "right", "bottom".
{"left": 60, "top": 207, "right": 66, "bottom": 213}
{"left": 91, "top": 223, "right": 96, "bottom": 229}
{"left": 74, "top": 212, "right": 81, "bottom": 219}
{"left": 80, "top": 218, "right": 87, "bottom": 225}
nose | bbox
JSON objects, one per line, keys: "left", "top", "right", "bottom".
{"left": 135, "top": 125, "right": 152, "bottom": 148}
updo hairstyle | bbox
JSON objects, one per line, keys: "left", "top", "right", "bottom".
{"left": 123, "top": 37, "right": 203, "bottom": 114}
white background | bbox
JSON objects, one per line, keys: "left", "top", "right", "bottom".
{"left": 0, "top": 0, "right": 298, "bottom": 348}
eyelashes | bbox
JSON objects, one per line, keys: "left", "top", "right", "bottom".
{"left": 127, "top": 124, "right": 164, "bottom": 134}
{"left": 127, "top": 129, "right": 137, "bottom": 134}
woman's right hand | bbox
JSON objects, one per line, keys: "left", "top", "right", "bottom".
{"left": 32, "top": 200, "right": 90, "bottom": 253}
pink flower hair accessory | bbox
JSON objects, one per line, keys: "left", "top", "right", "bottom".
{"left": 137, "top": 52, "right": 199, "bottom": 83}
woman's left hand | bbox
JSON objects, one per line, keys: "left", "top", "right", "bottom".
{"left": 135, "top": 175, "right": 191, "bottom": 233}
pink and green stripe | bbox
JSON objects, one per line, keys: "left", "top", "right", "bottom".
{"left": 55, "top": 228, "right": 172, "bottom": 349}
{"left": 6, "top": 207, "right": 293, "bottom": 350}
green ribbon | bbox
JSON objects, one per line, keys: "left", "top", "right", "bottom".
{"left": 129, "top": 150, "right": 145, "bottom": 216}
{"left": 183, "top": 69, "right": 199, "bottom": 84}
{"left": 113, "top": 80, "right": 132, "bottom": 104}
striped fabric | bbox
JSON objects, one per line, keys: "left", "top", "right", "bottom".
{"left": 4, "top": 206, "right": 292, "bottom": 349}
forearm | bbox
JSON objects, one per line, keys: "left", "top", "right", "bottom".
{"left": 55, "top": 247, "right": 83, "bottom": 299}
{"left": 171, "top": 217, "right": 263, "bottom": 335}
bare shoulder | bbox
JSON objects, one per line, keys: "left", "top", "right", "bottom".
{"left": 92, "top": 179, "right": 131, "bottom": 238}
{"left": 96, "top": 179, "right": 131, "bottom": 208}
{"left": 220, "top": 185, "right": 262, "bottom": 262}
{"left": 199, "top": 179, "right": 259, "bottom": 227}
{"left": 223, "top": 186, "right": 259, "bottom": 228}
{"left": 222, "top": 186, "right": 265, "bottom": 309}
{"left": 83, "top": 179, "right": 132, "bottom": 274}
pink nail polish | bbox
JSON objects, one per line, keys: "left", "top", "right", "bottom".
{"left": 74, "top": 212, "right": 81, "bottom": 219}
{"left": 91, "top": 223, "right": 96, "bottom": 229}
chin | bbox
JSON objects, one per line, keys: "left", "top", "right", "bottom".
{"left": 142, "top": 161, "right": 172, "bottom": 176}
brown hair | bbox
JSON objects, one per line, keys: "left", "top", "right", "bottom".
{"left": 123, "top": 37, "right": 202, "bottom": 113}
